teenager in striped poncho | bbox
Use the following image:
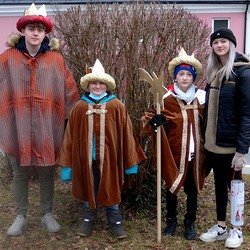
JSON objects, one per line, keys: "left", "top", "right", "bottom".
{"left": 0, "top": 4, "right": 80, "bottom": 236}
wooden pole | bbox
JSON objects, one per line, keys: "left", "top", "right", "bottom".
{"left": 138, "top": 68, "right": 166, "bottom": 243}
{"left": 156, "top": 93, "right": 161, "bottom": 243}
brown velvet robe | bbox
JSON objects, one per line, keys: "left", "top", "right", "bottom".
{"left": 57, "top": 96, "right": 146, "bottom": 208}
{"left": 141, "top": 91, "right": 207, "bottom": 195}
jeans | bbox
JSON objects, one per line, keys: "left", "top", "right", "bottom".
{"left": 83, "top": 201, "right": 119, "bottom": 211}
{"left": 86, "top": 160, "right": 119, "bottom": 212}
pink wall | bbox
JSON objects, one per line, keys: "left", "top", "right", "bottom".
{"left": 0, "top": 12, "right": 246, "bottom": 54}
{"left": 0, "top": 16, "right": 19, "bottom": 53}
{"left": 195, "top": 12, "right": 245, "bottom": 53}
{"left": 0, "top": 15, "right": 54, "bottom": 54}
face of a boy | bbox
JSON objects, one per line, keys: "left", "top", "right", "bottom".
{"left": 88, "top": 81, "right": 108, "bottom": 96}
{"left": 22, "top": 24, "right": 46, "bottom": 48}
{"left": 175, "top": 70, "right": 194, "bottom": 93}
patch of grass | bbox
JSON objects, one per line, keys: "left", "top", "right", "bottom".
{"left": 0, "top": 168, "right": 250, "bottom": 249}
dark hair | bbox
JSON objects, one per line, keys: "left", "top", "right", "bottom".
{"left": 26, "top": 22, "right": 46, "bottom": 30}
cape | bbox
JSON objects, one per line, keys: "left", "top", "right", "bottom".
{"left": 141, "top": 90, "right": 207, "bottom": 194}
{"left": 0, "top": 39, "right": 80, "bottom": 166}
{"left": 57, "top": 97, "right": 146, "bottom": 208}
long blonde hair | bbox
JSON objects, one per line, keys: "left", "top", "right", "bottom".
{"left": 206, "top": 41, "right": 236, "bottom": 82}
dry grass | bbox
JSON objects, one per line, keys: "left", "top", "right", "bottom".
{"left": 0, "top": 167, "right": 250, "bottom": 250}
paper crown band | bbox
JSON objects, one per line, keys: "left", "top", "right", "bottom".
{"left": 80, "top": 59, "right": 116, "bottom": 91}
{"left": 16, "top": 3, "right": 53, "bottom": 33}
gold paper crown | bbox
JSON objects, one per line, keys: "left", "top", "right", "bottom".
{"left": 25, "top": 3, "right": 47, "bottom": 16}
{"left": 16, "top": 3, "right": 52, "bottom": 33}
{"left": 168, "top": 48, "right": 202, "bottom": 79}
{"left": 80, "top": 59, "right": 116, "bottom": 91}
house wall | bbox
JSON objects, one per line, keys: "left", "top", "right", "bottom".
{"left": 1, "top": 16, "right": 19, "bottom": 52}
{"left": 0, "top": 3, "right": 249, "bottom": 54}
{"left": 195, "top": 12, "right": 245, "bottom": 53}
{"left": 187, "top": 3, "right": 250, "bottom": 55}
{"left": 0, "top": 15, "right": 56, "bottom": 53}
{"left": 1, "top": 2, "right": 250, "bottom": 173}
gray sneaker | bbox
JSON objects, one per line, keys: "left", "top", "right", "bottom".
{"left": 7, "top": 215, "right": 27, "bottom": 236}
{"left": 41, "top": 213, "right": 61, "bottom": 233}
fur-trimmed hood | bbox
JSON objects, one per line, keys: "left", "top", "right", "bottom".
{"left": 6, "top": 33, "right": 60, "bottom": 52}
{"left": 233, "top": 52, "right": 250, "bottom": 68}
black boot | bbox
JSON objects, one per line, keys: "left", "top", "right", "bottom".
{"left": 106, "top": 209, "right": 128, "bottom": 239}
{"left": 184, "top": 219, "right": 196, "bottom": 240}
{"left": 164, "top": 217, "right": 177, "bottom": 236}
{"left": 77, "top": 207, "right": 97, "bottom": 237}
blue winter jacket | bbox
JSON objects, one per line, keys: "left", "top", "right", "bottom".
{"left": 205, "top": 52, "right": 250, "bottom": 154}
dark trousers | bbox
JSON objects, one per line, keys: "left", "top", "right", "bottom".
{"left": 92, "top": 160, "right": 100, "bottom": 198}
{"left": 208, "top": 152, "right": 242, "bottom": 222}
{"left": 166, "top": 161, "right": 197, "bottom": 223}
{"left": 83, "top": 160, "right": 119, "bottom": 211}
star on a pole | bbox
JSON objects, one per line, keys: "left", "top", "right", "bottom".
{"left": 138, "top": 68, "right": 167, "bottom": 107}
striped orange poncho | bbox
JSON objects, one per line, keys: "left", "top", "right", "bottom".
{"left": 0, "top": 37, "right": 79, "bottom": 166}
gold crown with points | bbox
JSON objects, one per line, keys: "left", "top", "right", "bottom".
{"left": 24, "top": 3, "right": 47, "bottom": 16}
{"left": 168, "top": 48, "right": 202, "bottom": 80}
{"left": 16, "top": 3, "right": 52, "bottom": 33}
{"left": 80, "top": 59, "right": 116, "bottom": 91}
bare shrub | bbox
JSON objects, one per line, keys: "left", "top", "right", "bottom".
{"left": 0, "top": 151, "right": 13, "bottom": 182}
{"left": 0, "top": 152, "right": 40, "bottom": 182}
{"left": 52, "top": 2, "right": 210, "bottom": 209}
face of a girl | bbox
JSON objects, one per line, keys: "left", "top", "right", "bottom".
{"left": 175, "top": 70, "right": 194, "bottom": 92}
{"left": 88, "top": 81, "right": 107, "bottom": 96}
{"left": 212, "top": 38, "right": 230, "bottom": 57}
